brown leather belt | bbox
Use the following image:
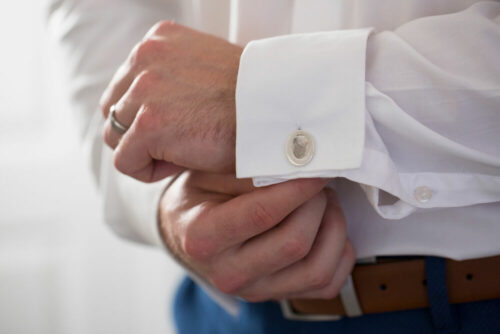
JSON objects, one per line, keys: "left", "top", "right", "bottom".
{"left": 288, "top": 255, "right": 500, "bottom": 318}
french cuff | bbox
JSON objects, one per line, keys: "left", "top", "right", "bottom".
{"left": 235, "top": 29, "right": 372, "bottom": 183}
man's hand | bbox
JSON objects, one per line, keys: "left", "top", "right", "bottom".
{"left": 100, "top": 21, "right": 242, "bottom": 182}
{"left": 159, "top": 172, "right": 355, "bottom": 301}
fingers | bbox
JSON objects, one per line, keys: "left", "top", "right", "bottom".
{"left": 287, "top": 241, "right": 356, "bottom": 299}
{"left": 115, "top": 141, "right": 184, "bottom": 183}
{"left": 108, "top": 107, "right": 185, "bottom": 183}
{"left": 111, "top": 108, "right": 161, "bottom": 182}
{"left": 183, "top": 178, "right": 330, "bottom": 259}
{"left": 211, "top": 191, "right": 327, "bottom": 293}
{"left": 100, "top": 63, "right": 135, "bottom": 119}
{"left": 103, "top": 68, "right": 161, "bottom": 149}
{"left": 100, "top": 39, "right": 161, "bottom": 149}
{"left": 99, "top": 36, "right": 157, "bottom": 120}
{"left": 103, "top": 99, "right": 138, "bottom": 151}
{"left": 100, "top": 61, "right": 136, "bottom": 152}
{"left": 235, "top": 189, "right": 354, "bottom": 301}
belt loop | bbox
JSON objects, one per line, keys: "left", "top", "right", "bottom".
{"left": 425, "top": 257, "right": 459, "bottom": 334}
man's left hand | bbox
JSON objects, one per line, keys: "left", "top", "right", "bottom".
{"left": 100, "top": 21, "right": 242, "bottom": 182}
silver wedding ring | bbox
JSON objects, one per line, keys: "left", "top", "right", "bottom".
{"left": 109, "top": 105, "right": 129, "bottom": 135}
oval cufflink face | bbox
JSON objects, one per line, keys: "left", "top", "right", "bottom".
{"left": 286, "top": 130, "right": 315, "bottom": 166}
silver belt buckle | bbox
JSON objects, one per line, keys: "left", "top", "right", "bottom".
{"left": 280, "top": 275, "right": 363, "bottom": 321}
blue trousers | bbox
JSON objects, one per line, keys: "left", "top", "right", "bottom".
{"left": 173, "top": 258, "right": 500, "bottom": 334}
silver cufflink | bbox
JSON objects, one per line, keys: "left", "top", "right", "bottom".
{"left": 286, "top": 129, "right": 315, "bottom": 166}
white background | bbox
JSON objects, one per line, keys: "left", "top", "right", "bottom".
{"left": 0, "top": 1, "right": 183, "bottom": 333}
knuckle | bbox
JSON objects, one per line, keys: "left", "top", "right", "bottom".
{"left": 211, "top": 272, "right": 249, "bottom": 295}
{"left": 130, "top": 39, "right": 162, "bottom": 69}
{"left": 318, "top": 244, "right": 356, "bottom": 300}
{"left": 282, "top": 234, "right": 311, "bottom": 261}
{"left": 134, "top": 104, "right": 160, "bottom": 134}
{"left": 133, "top": 70, "right": 160, "bottom": 95}
{"left": 112, "top": 150, "right": 127, "bottom": 174}
{"left": 136, "top": 39, "right": 155, "bottom": 60}
{"left": 181, "top": 222, "right": 216, "bottom": 262}
{"left": 129, "top": 72, "right": 163, "bottom": 103}
{"left": 309, "top": 269, "right": 334, "bottom": 290}
{"left": 249, "top": 201, "right": 276, "bottom": 231}
{"left": 182, "top": 235, "right": 214, "bottom": 262}
{"left": 150, "top": 20, "right": 180, "bottom": 36}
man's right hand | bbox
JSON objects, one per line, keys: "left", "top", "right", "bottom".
{"left": 159, "top": 172, "right": 355, "bottom": 301}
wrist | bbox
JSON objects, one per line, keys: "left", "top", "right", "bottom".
{"left": 157, "top": 173, "right": 183, "bottom": 253}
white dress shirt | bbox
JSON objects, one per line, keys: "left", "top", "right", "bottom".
{"left": 48, "top": 0, "right": 500, "bottom": 315}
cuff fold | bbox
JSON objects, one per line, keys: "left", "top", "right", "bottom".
{"left": 236, "top": 29, "right": 372, "bottom": 181}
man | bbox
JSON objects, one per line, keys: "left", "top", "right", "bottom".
{"left": 50, "top": 0, "right": 500, "bottom": 333}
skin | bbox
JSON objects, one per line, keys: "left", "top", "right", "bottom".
{"left": 159, "top": 172, "right": 355, "bottom": 301}
{"left": 101, "top": 21, "right": 241, "bottom": 182}
{"left": 101, "top": 21, "right": 356, "bottom": 301}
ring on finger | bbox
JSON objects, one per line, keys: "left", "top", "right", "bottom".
{"left": 109, "top": 104, "right": 129, "bottom": 135}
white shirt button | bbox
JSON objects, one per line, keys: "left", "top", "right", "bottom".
{"left": 286, "top": 130, "right": 315, "bottom": 166}
{"left": 414, "top": 186, "right": 433, "bottom": 203}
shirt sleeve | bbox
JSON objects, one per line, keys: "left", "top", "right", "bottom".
{"left": 47, "top": 0, "right": 183, "bottom": 246}
{"left": 235, "top": 2, "right": 500, "bottom": 219}
{"left": 47, "top": 0, "right": 243, "bottom": 315}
